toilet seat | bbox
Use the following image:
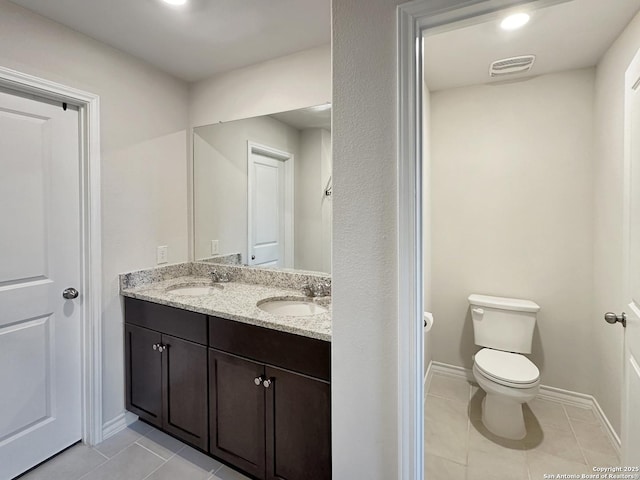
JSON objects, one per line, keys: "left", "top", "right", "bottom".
{"left": 474, "top": 348, "right": 539, "bottom": 388}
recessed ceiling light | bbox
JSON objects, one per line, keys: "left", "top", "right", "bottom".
{"left": 162, "top": 0, "right": 187, "bottom": 6}
{"left": 500, "top": 13, "right": 530, "bottom": 31}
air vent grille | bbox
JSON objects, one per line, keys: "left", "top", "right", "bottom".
{"left": 489, "top": 55, "right": 536, "bottom": 77}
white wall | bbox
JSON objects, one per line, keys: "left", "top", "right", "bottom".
{"left": 189, "top": 45, "right": 331, "bottom": 128}
{"left": 332, "top": 0, "right": 404, "bottom": 477}
{"left": 593, "top": 10, "right": 640, "bottom": 436}
{"left": 193, "top": 116, "right": 301, "bottom": 262}
{"left": 0, "top": 0, "right": 190, "bottom": 426}
{"left": 430, "top": 69, "right": 596, "bottom": 395}
{"left": 296, "top": 128, "right": 332, "bottom": 272}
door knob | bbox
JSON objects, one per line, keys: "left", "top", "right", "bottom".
{"left": 254, "top": 376, "right": 264, "bottom": 386}
{"left": 62, "top": 287, "right": 79, "bottom": 299}
{"left": 251, "top": 255, "right": 256, "bottom": 260}
{"left": 263, "top": 378, "right": 272, "bottom": 388}
{"left": 604, "top": 312, "right": 627, "bottom": 328}
{"left": 153, "top": 344, "right": 158, "bottom": 351}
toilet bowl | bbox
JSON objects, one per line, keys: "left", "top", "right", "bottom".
{"left": 468, "top": 294, "right": 541, "bottom": 440}
{"left": 472, "top": 348, "right": 540, "bottom": 440}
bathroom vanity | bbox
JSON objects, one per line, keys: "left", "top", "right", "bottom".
{"left": 120, "top": 262, "right": 331, "bottom": 480}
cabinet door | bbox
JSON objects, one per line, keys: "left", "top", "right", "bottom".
{"left": 209, "top": 349, "right": 266, "bottom": 479}
{"left": 162, "top": 334, "right": 208, "bottom": 450}
{"left": 125, "top": 324, "right": 162, "bottom": 427}
{"left": 265, "top": 367, "right": 331, "bottom": 480}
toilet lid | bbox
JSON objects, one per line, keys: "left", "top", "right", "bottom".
{"left": 474, "top": 348, "right": 539, "bottom": 385}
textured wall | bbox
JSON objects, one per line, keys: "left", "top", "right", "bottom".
{"left": 430, "top": 69, "right": 596, "bottom": 394}
{"left": 332, "top": 0, "right": 403, "bottom": 477}
{"left": 0, "top": 0, "right": 190, "bottom": 425}
{"left": 593, "top": 9, "right": 640, "bottom": 436}
{"left": 189, "top": 45, "right": 331, "bottom": 128}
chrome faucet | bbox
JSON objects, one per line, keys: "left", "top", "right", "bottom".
{"left": 211, "top": 270, "right": 232, "bottom": 283}
{"left": 302, "top": 280, "right": 331, "bottom": 298}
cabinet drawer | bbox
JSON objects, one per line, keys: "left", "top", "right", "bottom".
{"left": 209, "top": 316, "right": 330, "bottom": 382}
{"left": 125, "top": 297, "right": 207, "bottom": 345}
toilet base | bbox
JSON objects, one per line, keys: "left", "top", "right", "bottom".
{"left": 481, "top": 394, "right": 526, "bottom": 440}
{"left": 472, "top": 363, "right": 539, "bottom": 441}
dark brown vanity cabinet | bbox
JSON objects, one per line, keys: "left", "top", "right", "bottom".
{"left": 209, "top": 317, "right": 331, "bottom": 480}
{"left": 124, "top": 298, "right": 208, "bottom": 450}
{"left": 124, "top": 297, "right": 331, "bottom": 480}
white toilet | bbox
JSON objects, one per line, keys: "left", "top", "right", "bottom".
{"left": 468, "top": 294, "right": 541, "bottom": 440}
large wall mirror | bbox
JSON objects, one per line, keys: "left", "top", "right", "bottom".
{"left": 193, "top": 104, "right": 332, "bottom": 274}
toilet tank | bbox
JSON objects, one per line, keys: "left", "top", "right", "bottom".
{"left": 468, "top": 294, "right": 540, "bottom": 354}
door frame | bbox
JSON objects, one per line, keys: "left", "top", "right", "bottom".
{"left": 247, "top": 141, "right": 294, "bottom": 268}
{"left": 0, "top": 66, "right": 103, "bottom": 446}
{"left": 396, "top": 1, "right": 566, "bottom": 478}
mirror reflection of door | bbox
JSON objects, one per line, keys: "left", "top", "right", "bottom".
{"left": 247, "top": 143, "right": 293, "bottom": 267}
{"left": 192, "top": 104, "right": 332, "bottom": 273}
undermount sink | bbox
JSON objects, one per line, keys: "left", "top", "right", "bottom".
{"left": 166, "top": 283, "right": 223, "bottom": 296}
{"left": 257, "top": 297, "right": 328, "bottom": 317}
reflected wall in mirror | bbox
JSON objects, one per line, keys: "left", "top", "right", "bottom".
{"left": 194, "top": 105, "right": 332, "bottom": 273}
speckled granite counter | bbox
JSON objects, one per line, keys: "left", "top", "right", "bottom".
{"left": 119, "top": 262, "right": 331, "bottom": 341}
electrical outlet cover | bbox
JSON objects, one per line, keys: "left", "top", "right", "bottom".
{"left": 157, "top": 245, "right": 168, "bottom": 264}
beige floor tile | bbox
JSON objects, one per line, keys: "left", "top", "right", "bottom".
{"left": 428, "top": 374, "right": 471, "bottom": 403}
{"left": 136, "top": 427, "right": 185, "bottom": 460}
{"left": 95, "top": 421, "right": 150, "bottom": 458}
{"left": 210, "top": 465, "right": 252, "bottom": 480}
{"left": 564, "top": 405, "right": 598, "bottom": 424}
{"left": 526, "top": 450, "right": 592, "bottom": 480}
{"left": 467, "top": 446, "right": 528, "bottom": 480}
{"left": 425, "top": 417, "right": 469, "bottom": 465}
{"left": 527, "top": 398, "right": 572, "bottom": 432}
{"left": 583, "top": 448, "right": 621, "bottom": 468}
{"left": 425, "top": 453, "right": 467, "bottom": 480}
{"left": 425, "top": 394, "right": 469, "bottom": 425}
{"left": 21, "top": 444, "right": 107, "bottom": 480}
{"left": 468, "top": 421, "right": 527, "bottom": 454}
{"left": 570, "top": 420, "right": 618, "bottom": 458}
{"left": 145, "top": 455, "right": 211, "bottom": 480}
{"left": 79, "top": 444, "right": 164, "bottom": 480}
{"left": 525, "top": 425, "right": 586, "bottom": 464}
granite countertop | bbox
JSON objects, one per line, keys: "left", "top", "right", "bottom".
{"left": 120, "top": 275, "right": 332, "bottom": 341}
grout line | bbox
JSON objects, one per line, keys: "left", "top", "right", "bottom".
{"left": 140, "top": 458, "right": 169, "bottom": 480}
{"left": 75, "top": 451, "right": 110, "bottom": 480}
{"left": 92, "top": 446, "right": 110, "bottom": 461}
{"left": 562, "top": 404, "right": 590, "bottom": 466}
{"left": 133, "top": 441, "right": 172, "bottom": 462}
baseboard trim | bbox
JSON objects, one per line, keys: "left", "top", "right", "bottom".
{"left": 428, "top": 361, "right": 622, "bottom": 457}
{"left": 102, "top": 411, "right": 138, "bottom": 441}
{"left": 424, "top": 360, "right": 435, "bottom": 396}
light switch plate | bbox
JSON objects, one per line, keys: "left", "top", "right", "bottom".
{"left": 157, "top": 245, "right": 168, "bottom": 264}
{"left": 211, "top": 240, "right": 219, "bottom": 255}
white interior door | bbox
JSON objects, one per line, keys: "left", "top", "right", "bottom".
{"left": 0, "top": 89, "right": 82, "bottom": 479}
{"left": 623, "top": 50, "right": 640, "bottom": 466}
{"left": 248, "top": 143, "right": 293, "bottom": 268}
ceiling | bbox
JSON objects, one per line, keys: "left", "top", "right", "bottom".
{"left": 424, "top": 0, "right": 640, "bottom": 91}
{"left": 9, "top": 0, "right": 330, "bottom": 82}
{"left": 270, "top": 105, "right": 331, "bottom": 131}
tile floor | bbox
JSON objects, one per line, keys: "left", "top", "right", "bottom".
{"left": 425, "top": 373, "right": 623, "bottom": 480}
{"left": 18, "top": 421, "right": 251, "bottom": 480}
{"left": 18, "top": 374, "right": 623, "bottom": 480}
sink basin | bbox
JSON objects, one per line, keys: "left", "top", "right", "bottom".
{"left": 166, "top": 283, "right": 223, "bottom": 296}
{"left": 257, "top": 297, "right": 328, "bottom": 317}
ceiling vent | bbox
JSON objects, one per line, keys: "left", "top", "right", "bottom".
{"left": 489, "top": 55, "right": 536, "bottom": 77}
